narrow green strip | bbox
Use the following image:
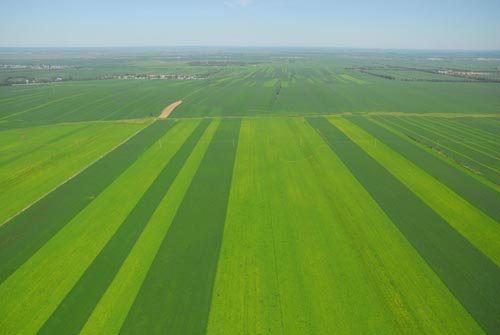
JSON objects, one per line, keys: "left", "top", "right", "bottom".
{"left": 307, "top": 117, "right": 500, "bottom": 334}
{"left": 80, "top": 120, "right": 219, "bottom": 335}
{"left": 395, "top": 116, "right": 500, "bottom": 178}
{"left": 423, "top": 118, "right": 499, "bottom": 155}
{"left": 406, "top": 117, "right": 499, "bottom": 161}
{"left": 452, "top": 118, "right": 500, "bottom": 139}
{"left": 0, "top": 120, "right": 173, "bottom": 283}
{"left": 330, "top": 117, "right": 500, "bottom": 265}
{"left": 120, "top": 119, "right": 241, "bottom": 334}
{"left": 0, "top": 121, "right": 192, "bottom": 335}
{"left": 352, "top": 116, "right": 500, "bottom": 222}
{"left": 378, "top": 116, "right": 500, "bottom": 186}
{"left": 37, "top": 119, "right": 210, "bottom": 335}
{"left": 435, "top": 117, "right": 500, "bottom": 142}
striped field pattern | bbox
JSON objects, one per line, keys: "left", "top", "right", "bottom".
{"left": 0, "top": 114, "right": 499, "bottom": 335}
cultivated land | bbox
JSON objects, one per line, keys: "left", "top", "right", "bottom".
{"left": 0, "top": 48, "right": 499, "bottom": 334}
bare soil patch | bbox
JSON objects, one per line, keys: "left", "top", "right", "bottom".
{"left": 159, "top": 100, "right": 183, "bottom": 119}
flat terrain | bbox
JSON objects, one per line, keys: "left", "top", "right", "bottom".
{"left": 159, "top": 100, "right": 183, "bottom": 118}
{"left": 0, "top": 49, "right": 499, "bottom": 334}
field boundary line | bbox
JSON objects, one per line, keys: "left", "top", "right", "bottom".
{"left": 376, "top": 116, "right": 500, "bottom": 187}
{"left": 425, "top": 118, "right": 500, "bottom": 149}
{"left": 366, "top": 115, "right": 500, "bottom": 195}
{"left": 439, "top": 118, "right": 500, "bottom": 141}
{"left": 331, "top": 117, "right": 500, "bottom": 265}
{"left": 0, "top": 121, "right": 153, "bottom": 227}
{"left": 394, "top": 116, "right": 500, "bottom": 175}
{"left": 166, "top": 112, "right": 500, "bottom": 121}
{"left": 307, "top": 116, "right": 500, "bottom": 334}
{"left": 403, "top": 117, "right": 500, "bottom": 161}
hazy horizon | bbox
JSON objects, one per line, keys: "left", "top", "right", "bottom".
{"left": 1, "top": 0, "right": 499, "bottom": 50}
{"left": 1, "top": 45, "right": 500, "bottom": 53}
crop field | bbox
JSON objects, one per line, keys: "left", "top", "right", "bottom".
{"left": 0, "top": 49, "right": 499, "bottom": 334}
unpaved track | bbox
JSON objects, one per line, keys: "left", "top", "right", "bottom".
{"left": 159, "top": 100, "right": 183, "bottom": 119}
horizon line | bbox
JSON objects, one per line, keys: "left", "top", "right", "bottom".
{"left": 1, "top": 45, "right": 500, "bottom": 53}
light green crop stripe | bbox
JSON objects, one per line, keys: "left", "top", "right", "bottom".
{"left": 0, "top": 120, "right": 198, "bottom": 335}
{"left": 207, "top": 117, "right": 482, "bottom": 334}
{"left": 403, "top": 116, "right": 500, "bottom": 163}
{"left": 373, "top": 115, "right": 500, "bottom": 192}
{"left": 329, "top": 116, "right": 500, "bottom": 267}
{"left": 80, "top": 120, "right": 220, "bottom": 335}
{"left": 391, "top": 116, "right": 500, "bottom": 175}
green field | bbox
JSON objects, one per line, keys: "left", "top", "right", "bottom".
{"left": 0, "top": 48, "right": 499, "bottom": 334}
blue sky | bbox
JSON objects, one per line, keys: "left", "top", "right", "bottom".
{"left": 1, "top": 0, "right": 499, "bottom": 49}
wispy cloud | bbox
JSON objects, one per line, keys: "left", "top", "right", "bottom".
{"left": 224, "top": 0, "right": 252, "bottom": 7}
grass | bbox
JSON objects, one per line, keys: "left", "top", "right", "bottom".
{"left": 0, "top": 121, "right": 148, "bottom": 224}
{"left": 422, "top": 117, "right": 499, "bottom": 156}
{"left": 37, "top": 119, "right": 211, "bottom": 334}
{"left": 329, "top": 116, "right": 500, "bottom": 266}
{"left": 120, "top": 119, "right": 241, "bottom": 334}
{"left": 351, "top": 116, "right": 500, "bottom": 222}
{"left": 0, "top": 122, "right": 89, "bottom": 164}
{"left": 0, "top": 120, "right": 200, "bottom": 334}
{"left": 3, "top": 55, "right": 500, "bottom": 128}
{"left": 452, "top": 117, "right": 500, "bottom": 137}
{"left": 1, "top": 50, "right": 499, "bottom": 334}
{"left": 340, "top": 73, "right": 366, "bottom": 84}
{"left": 0, "top": 79, "right": 207, "bottom": 129}
{"left": 371, "top": 115, "right": 500, "bottom": 191}
{"left": 0, "top": 120, "right": 173, "bottom": 283}
{"left": 307, "top": 116, "right": 500, "bottom": 334}
{"left": 386, "top": 116, "right": 500, "bottom": 185}
{"left": 208, "top": 117, "right": 483, "bottom": 334}
{"left": 80, "top": 119, "right": 219, "bottom": 335}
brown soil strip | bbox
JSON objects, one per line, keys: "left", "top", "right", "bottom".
{"left": 159, "top": 100, "right": 183, "bottom": 119}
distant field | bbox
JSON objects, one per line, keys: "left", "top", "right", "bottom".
{"left": 1, "top": 55, "right": 500, "bottom": 129}
{"left": 0, "top": 50, "right": 499, "bottom": 334}
{"left": 0, "top": 80, "right": 206, "bottom": 129}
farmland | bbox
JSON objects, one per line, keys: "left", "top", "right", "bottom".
{"left": 0, "top": 48, "right": 499, "bottom": 334}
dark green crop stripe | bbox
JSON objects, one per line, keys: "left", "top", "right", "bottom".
{"left": 37, "top": 119, "right": 211, "bottom": 335}
{"left": 351, "top": 116, "right": 500, "bottom": 223}
{"left": 306, "top": 117, "right": 500, "bottom": 335}
{"left": 0, "top": 120, "right": 174, "bottom": 284}
{"left": 120, "top": 119, "right": 241, "bottom": 335}
{"left": 378, "top": 116, "right": 500, "bottom": 187}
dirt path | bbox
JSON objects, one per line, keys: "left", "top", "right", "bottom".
{"left": 159, "top": 100, "right": 183, "bottom": 119}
